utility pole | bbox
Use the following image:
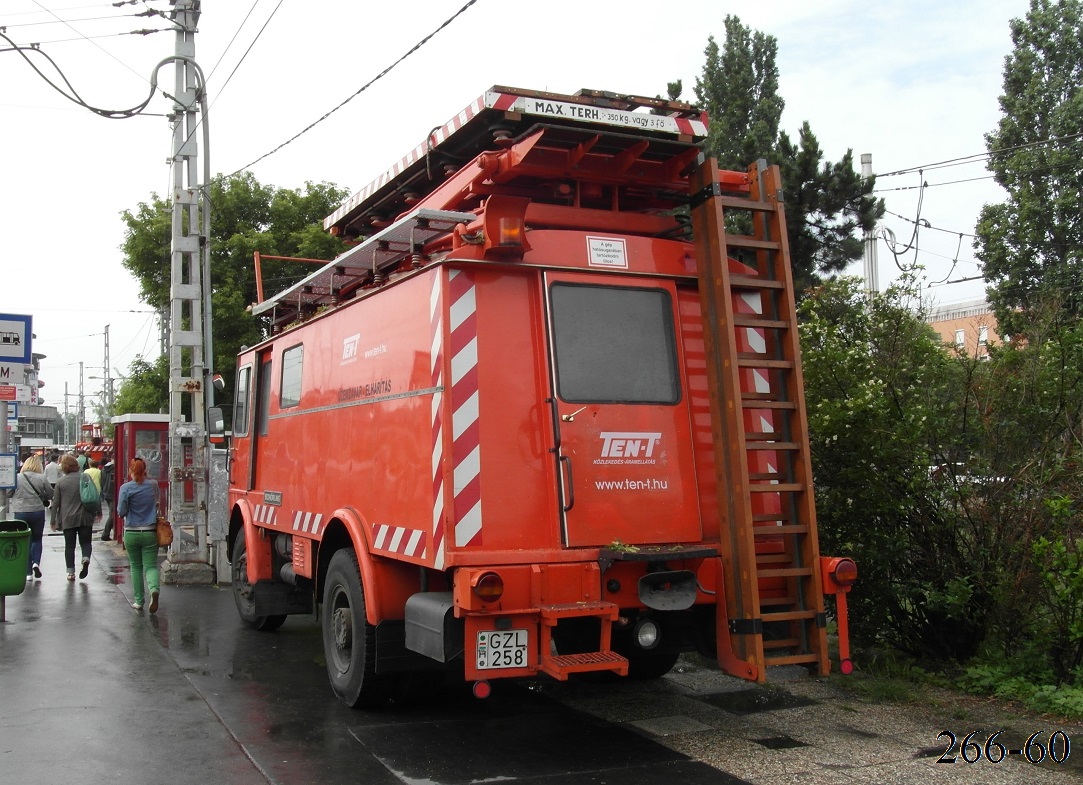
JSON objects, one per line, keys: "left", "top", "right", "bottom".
{"left": 103, "top": 324, "right": 113, "bottom": 412}
{"left": 164, "top": 0, "right": 214, "bottom": 583}
{"left": 861, "top": 153, "right": 880, "bottom": 295}
{"left": 78, "top": 361, "right": 85, "bottom": 430}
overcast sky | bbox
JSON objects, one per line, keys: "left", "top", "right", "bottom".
{"left": 0, "top": 0, "right": 1027, "bottom": 414}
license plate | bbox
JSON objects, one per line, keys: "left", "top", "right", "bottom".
{"left": 476, "top": 629, "right": 528, "bottom": 670}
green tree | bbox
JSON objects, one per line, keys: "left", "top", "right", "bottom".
{"left": 976, "top": 0, "right": 1083, "bottom": 335}
{"left": 118, "top": 173, "right": 349, "bottom": 416}
{"left": 694, "top": 17, "right": 783, "bottom": 171}
{"left": 691, "top": 16, "right": 883, "bottom": 292}
{"left": 113, "top": 356, "right": 169, "bottom": 417}
{"left": 800, "top": 277, "right": 997, "bottom": 659}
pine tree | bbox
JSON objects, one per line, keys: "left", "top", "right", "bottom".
{"left": 691, "top": 16, "right": 883, "bottom": 291}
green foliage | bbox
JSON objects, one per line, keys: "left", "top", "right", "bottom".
{"left": 117, "top": 173, "right": 349, "bottom": 421}
{"left": 113, "top": 356, "right": 169, "bottom": 417}
{"left": 802, "top": 272, "right": 1083, "bottom": 708}
{"left": 777, "top": 126, "right": 880, "bottom": 291}
{"left": 801, "top": 277, "right": 997, "bottom": 659}
{"left": 975, "top": 0, "right": 1083, "bottom": 335}
{"left": 1031, "top": 501, "right": 1083, "bottom": 683}
{"left": 693, "top": 16, "right": 783, "bottom": 171}
{"left": 962, "top": 661, "right": 1083, "bottom": 720}
{"left": 688, "top": 15, "right": 883, "bottom": 292}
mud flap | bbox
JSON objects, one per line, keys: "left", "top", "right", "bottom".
{"left": 252, "top": 581, "right": 312, "bottom": 616}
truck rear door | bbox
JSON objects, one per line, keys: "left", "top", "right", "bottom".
{"left": 545, "top": 272, "right": 701, "bottom": 547}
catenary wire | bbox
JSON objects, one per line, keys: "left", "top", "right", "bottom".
{"left": 28, "top": 0, "right": 155, "bottom": 84}
{"left": 203, "top": 0, "right": 262, "bottom": 85}
{"left": 228, "top": 0, "right": 479, "bottom": 176}
{"left": 876, "top": 130, "right": 1083, "bottom": 178}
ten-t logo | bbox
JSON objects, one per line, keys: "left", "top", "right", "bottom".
{"left": 599, "top": 432, "right": 662, "bottom": 459}
{"left": 341, "top": 333, "right": 360, "bottom": 364}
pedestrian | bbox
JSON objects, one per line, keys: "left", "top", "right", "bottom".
{"left": 116, "top": 457, "right": 161, "bottom": 612}
{"left": 51, "top": 453, "right": 95, "bottom": 581}
{"left": 44, "top": 451, "right": 60, "bottom": 488}
{"left": 6, "top": 454, "right": 53, "bottom": 579}
{"left": 84, "top": 457, "right": 102, "bottom": 490}
{"left": 100, "top": 457, "right": 116, "bottom": 541}
{"left": 75, "top": 449, "right": 89, "bottom": 471}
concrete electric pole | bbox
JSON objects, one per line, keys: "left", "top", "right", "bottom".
{"left": 164, "top": 0, "right": 213, "bottom": 583}
{"left": 861, "top": 153, "right": 880, "bottom": 295}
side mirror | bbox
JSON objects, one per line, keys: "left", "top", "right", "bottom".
{"left": 208, "top": 407, "right": 225, "bottom": 436}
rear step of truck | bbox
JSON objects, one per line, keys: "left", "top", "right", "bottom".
{"left": 689, "top": 156, "right": 829, "bottom": 681}
{"left": 537, "top": 601, "right": 629, "bottom": 680}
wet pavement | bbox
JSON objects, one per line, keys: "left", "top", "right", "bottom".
{"left": 2, "top": 531, "right": 1080, "bottom": 784}
{"left": 0, "top": 532, "right": 732, "bottom": 784}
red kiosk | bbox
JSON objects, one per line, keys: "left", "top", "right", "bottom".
{"left": 110, "top": 414, "right": 169, "bottom": 538}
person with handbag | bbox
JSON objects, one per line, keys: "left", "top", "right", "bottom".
{"left": 7, "top": 454, "right": 53, "bottom": 579}
{"left": 116, "top": 457, "right": 161, "bottom": 612}
{"left": 50, "top": 454, "right": 95, "bottom": 581}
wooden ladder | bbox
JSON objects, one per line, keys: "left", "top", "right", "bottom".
{"left": 689, "top": 156, "right": 829, "bottom": 681}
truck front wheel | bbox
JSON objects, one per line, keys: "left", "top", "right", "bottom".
{"left": 232, "top": 534, "right": 286, "bottom": 632}
{"left": 322, "top": 549, "right": 391, "bottom": 708}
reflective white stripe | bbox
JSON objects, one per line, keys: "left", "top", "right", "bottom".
{"left": 454, "top": 444, "right": 481, "bottom": 491}
{"left": 389, "top": 526, "right": 404, "bottom": 552}
{"left": 453, "top": 390, "right": 479, "bottom": 440}
{"left": 454, "top": 500, "right": 482, "bottom": 546}
{"left": 449, "top": 286, "right": 476, "bottom": 332}
{"left": 406, "top": 528, "right": 424, "bottom": 556}
{"left": 740, "top": 292, "right": 763, "bottom": 314}
{"left": 746, "top": 329, "right": 766, "bottom": 354}
{"left": 451, "top": 337, "right": 477, "bottom": 385}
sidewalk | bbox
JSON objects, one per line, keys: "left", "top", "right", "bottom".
{"left": 0, "top": 530, "right": 268, "bottom": 785}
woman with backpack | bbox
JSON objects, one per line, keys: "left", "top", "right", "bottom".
{"left": 51, "top": 454, "right": 95, "bottom": 581}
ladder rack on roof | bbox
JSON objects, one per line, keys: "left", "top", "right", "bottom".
{"left": 255, "top": 87, "right": 708, "bottom": 330}
{"left": 323, "top": 86, "right": 707, "bottom": 242}
{"left": 252, "top": 208, "right": 476, "bottom": 327}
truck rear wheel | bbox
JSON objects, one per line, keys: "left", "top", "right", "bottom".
{"left": 232, "top": 534, "right": 286, "bottom": 632}
{"left": 323, "top": 549, "right": 391, "bottom": 708}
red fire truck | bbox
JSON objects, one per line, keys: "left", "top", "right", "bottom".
{"left": 223, "top": 86, "right": 857, "bottom": 707}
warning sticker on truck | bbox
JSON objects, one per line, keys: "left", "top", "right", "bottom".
{"left": 586, "top": 237, "right": 628, "bottom": 269}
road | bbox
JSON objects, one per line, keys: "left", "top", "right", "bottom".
{"left": 1, "top": 532, "right": 1079, "bottom": 784}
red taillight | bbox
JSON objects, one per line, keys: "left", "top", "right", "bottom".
{"left": 830, "top": 558, "right": 858, "bottom": 587}
{"left": 472, "top": 571, "right": 504, "bottom": 602}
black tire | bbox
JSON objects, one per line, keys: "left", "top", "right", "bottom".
{"left": 625, "top": 650, "right": 681, "bottom": 680}
{"left": 232, "top": 534, "right": 287, "bottom": 632}
{"left": 322, "top": 549, "right": 391, "bottom": 708}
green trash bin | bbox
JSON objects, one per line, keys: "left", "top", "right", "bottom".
{"left": 0, "top": 520, "right": 31, "bottom": 596}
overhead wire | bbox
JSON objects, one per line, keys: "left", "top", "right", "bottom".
{"left": 228, "top": 0, "right": 480, "bottom": 176}
{"left": 25, "top": 0, "right": 161, "bottom": 84}
{"left": 203, "top": 0, "right": 284, "bottom": 122}
{"left": 875, "top": 130, "right": 1083, "bottom": 178}
{"left": 202, "top": 0, "right": 261, "bottom": 85}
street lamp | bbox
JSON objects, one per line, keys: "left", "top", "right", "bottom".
{"left": 87, "top": 376, "right": 117, "bottom": 412}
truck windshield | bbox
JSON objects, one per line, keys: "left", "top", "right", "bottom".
{"left": 550, "top": 283, "right": 680, "bottom": 404}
